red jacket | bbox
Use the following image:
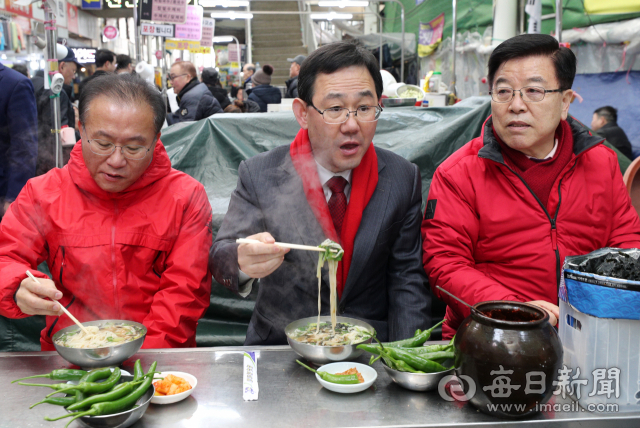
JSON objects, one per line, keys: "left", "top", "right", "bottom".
{"left": 0, "top": 141, "right": 212, "bottom": 350}
{"left": 422, "top": 116, "right": 640, "bottom": 339}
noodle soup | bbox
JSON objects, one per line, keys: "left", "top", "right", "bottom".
{"left": 290, "top": 322, "right": 372, "bottom": 346}
{"left": 55, "top": 322, "right": 145, "bottom": 349}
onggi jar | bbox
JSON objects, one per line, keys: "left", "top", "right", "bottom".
{"left": 453, "top": 301, "right": 563, "bottom": 418}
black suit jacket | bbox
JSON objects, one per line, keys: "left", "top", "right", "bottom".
{"left": 596, "top": 122, "right": 634, "bottom": 160}
{"left": 210, "top": 144, "right": 432, "bottom": 345}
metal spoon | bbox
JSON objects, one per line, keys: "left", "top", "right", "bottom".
{"left": 435, "top": 286, "right": 485, "bottom": 317}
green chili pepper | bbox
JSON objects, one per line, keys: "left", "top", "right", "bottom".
{"left": 45, "top": 367, "right": 121, "bottom": 398}
{"left": 385, "top": 347, "right": 448, "bottom": 373}
{"left": 400, "top": 350, "right": 455, "bottom": 361}
{"left": 45, "top": 362, "right": 158, "bottom": 428}
{"left": 18, "top": 382, "right": 74, "bottom": 390}
{"left": 384, "top": 319, "right": 445, "bottom": 348}
{"left": 29, "top": 394, "right": 78, "bottom": 409}
{"left": 375, "top": 341, "right": 423, "bottom": 373}
{"left": 132, "top": 359, "right": 144, "bottom": 382}
{"left": 296, "top": 360, "right": 360, "bottom": 384}
{"left": 12, "top": 369, "right": 87, "bottom": 384}
{"left": 66, "top": 381, "right": 141, "bottom": 411}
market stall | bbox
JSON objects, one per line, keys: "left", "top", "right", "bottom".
{"left": 3, "top": 345, "right": 640, "bottom": 428}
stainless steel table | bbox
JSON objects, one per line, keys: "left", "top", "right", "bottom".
{"left": 3, "top": 345, "right": 640, "bottom": 428}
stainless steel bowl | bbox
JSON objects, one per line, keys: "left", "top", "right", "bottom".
{"left": 66, "top": 375, "right": 154, "bottom": 428}
{"left": 382, "top": 97, "right": 417, "bottom": 107}
{"left": 382, "top": 362, "right": 455, "bottom": 391}
{"left": 285, "top": 316, "right": 374, "bottom": 365}
{"left": 52, "top": 320, "right": 146, "bottom": 369}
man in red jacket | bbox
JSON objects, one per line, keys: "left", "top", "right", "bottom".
{"left": 0, "top": 74, "right": 212, "bottom": 350}
{"left": 422, "top": 34, "right": 640, "bottom": 339}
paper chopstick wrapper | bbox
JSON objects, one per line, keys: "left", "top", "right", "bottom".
{"left": 243, "top": 351, "right": 259, "bottom": 401}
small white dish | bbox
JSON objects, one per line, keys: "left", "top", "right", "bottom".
{"left": 315, "top": 362, "right": 377, "bottom": 393}
{"left": 150, "top": 371, "right": 197, "bottom": 405}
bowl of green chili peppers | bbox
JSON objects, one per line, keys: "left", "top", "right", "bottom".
{"left": 357, "top": 320, "right": 457, "bottom": 391}
{"left": 13, "top": 360, "right": 157, "bottom": 428}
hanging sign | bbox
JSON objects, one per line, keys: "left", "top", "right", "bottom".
{"left": 5, "top": 0, "right": 32, "bottom": 17}
{"left": 103, "top": 24, "right": 119, "bottom": 39}
{"left": 165, "top": 39, "right": 210, "bottom": 53}
{"left": 174, "top": 5, "right": 202, "bottom": 41}
{"left": 67, "top": 3, "right": 79, "bottom": 34}
{"left": 141, "top": 22, "right": 175, "bottom": 37}
{"left": 81, "top": 0, "right": 102, "bottom": 9}
{"left": 140, "top": 0, "right": 188, "bottom": 24}
{"left": 155, "top": 50, "right": 163, "bottom": 60}
{"left": 199, "top": 17, "right": 214, "bottom": 47}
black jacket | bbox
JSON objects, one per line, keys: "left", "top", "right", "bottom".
{"left": 595, "top": 122, "right": 634, "bottom": 160}
{"left": 247, "top": 85, "right": 282, "bottom": 112}
{"left": 167, "top": 78, "right": 222, "bottom": 125}
{"left": 206, "top": 84, "right": 231, "bottom": 110}
{"left": 285, "top": 76, "right": 298, "bottom": 98}
{"left": 32, "top": 76, "right": 73, "bottom": 175}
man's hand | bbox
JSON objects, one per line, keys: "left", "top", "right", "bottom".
{"left": 16, "top": 275, "right": 64, "bottom": 316}
{"left": 238, "top": 232, "right": 290, "bottom": 278}
{"left": 527, "top": 300, "right": 559, "bottom": 327}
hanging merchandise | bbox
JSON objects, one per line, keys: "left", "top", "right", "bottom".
{"left": 0, "top": 21, "right": 4, "bottom": 50}
{"left": 418, "top": 13, "right": 444, "bottom": 57}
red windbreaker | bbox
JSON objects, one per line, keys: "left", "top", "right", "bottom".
{"left": 0, "top": 141, "right": 212, "bottom": 350}
{"left": 422, "top": 116, "right": 640, "bottom": 339}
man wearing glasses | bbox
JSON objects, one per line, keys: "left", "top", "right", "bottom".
{"left": 0, "top": 74, "right": 212, "bottom": 350}
{"left": 166, "top": 61, "right": 222, "bottom": 125}
{"left": 422, "top": 34, "right": 640, "bottom": 339}
{"left": 210, "top": 41, "right": 432, "bottom": 345}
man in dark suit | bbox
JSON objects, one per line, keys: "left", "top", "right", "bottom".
{"left": 0, "top": 62, "right": 38, "bottom": 220}
{"left": 591, "top": 106, "right": 635, "bottom": 160}
{"left": 210, "top": 41, "right": 432, "bottom": 345}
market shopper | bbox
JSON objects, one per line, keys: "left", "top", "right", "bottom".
{"left": 242, "top": 63, "right": 255, "bottom": 89}
{"left": 422, "top": 34, "right": 640, "bottom": 339}
{"left": 166, "top": 61, "right": 222, "bottom": 125}
{"left": 285, "top": 54, "right": 306, "bottom": 98}
{"left": 0, "top": 74, "right": 212, "bottom": 350}
{"left": 201, "top": 67, "right": 231, "bottom": 110}
{"left": 78, "top": 49, "right": 116, "bottom": 97}
{"left": 210, "top": 41, "right": 432, "bottom": 345}
{"left": 0, "top": 63, "right": 38, "bottom": 221}
{"left": 246, "top": 64, "right": 282, "bottom": 112}
{"left": 115, "top": 54, "right": 134, "bottom": 74}
{"left": 591, "top": 106, "right": 634, "bottom": 160}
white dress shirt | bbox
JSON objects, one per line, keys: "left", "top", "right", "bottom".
{"left": 237, "top": 161, "right": 354, "bottom": 296}
{"left": 526, "top": 139, "right": 558, "bottom": 161}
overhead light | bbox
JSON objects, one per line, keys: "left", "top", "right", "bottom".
{"left": 310, "top": 12, "right": 353, "bottom": 20}
{"left": 200, "top": 0, "right": 249, "bottom": 7}
{"left": 212, "top": 36, "right": 234, "bottom": 42}
{"left": 317, "top": 1, "right": 369, "bottom": 7}
{"left": 210, "top": 11, "right": 253, "bottom": 19}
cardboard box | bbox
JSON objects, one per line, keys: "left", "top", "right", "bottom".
{"left": 559, "top": 250, "right": 640, "bottom": 413}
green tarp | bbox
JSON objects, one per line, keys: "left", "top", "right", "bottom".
{"left": 1, "top": 97, "right": 630, "bottom": 350}
{"left": 382, "top": 0, "right": 640, "bottom": 49}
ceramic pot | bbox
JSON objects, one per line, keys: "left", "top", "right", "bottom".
{"left": 454, "top": 301, "right": 563, "bottom": 418}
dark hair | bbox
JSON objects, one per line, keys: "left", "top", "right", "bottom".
{"left": 116, "top": 54, "right": 133, "bottom": 71}
{"left": 11, "top": 63, "right": 29, "bottom": 77}
{"left": 224, "top": 104, "right": 242, "bottom": 113}
{"left": 79, "top": 73, "right": 165, "bottom": 135}
{"left": 95, "top": 49, "right": 116, "bottom": 68}
{"left": 488, "top": 34, "right": 576, "bottom": 91}
{"left": 594, "top": 106, "right": 617, "bottom": 124}
{"left": 297, "top": 41, "right": 382, "bottom": 105}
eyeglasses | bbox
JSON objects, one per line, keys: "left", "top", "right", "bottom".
{"left": 82, "top": 126, "right": 152, "bottom": 161}
{"left": 309, "top": 104, "right": 383, "bottom": 124}
{"left": 169, "top": 73, "right": 188, "bottom": 81}
{"left": 490, "top": 86, "right": 565, "bottom": 103}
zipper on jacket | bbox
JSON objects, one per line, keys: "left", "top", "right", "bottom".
{"left": 112, "top": 201, "right": 120, "bottom": 319}
{"left": 497, "top": 161, "right": 576, "bottom": 294}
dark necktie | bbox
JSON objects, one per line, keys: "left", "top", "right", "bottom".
{"left": 327, "top": 176, "right": 348, "bottom": 236}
